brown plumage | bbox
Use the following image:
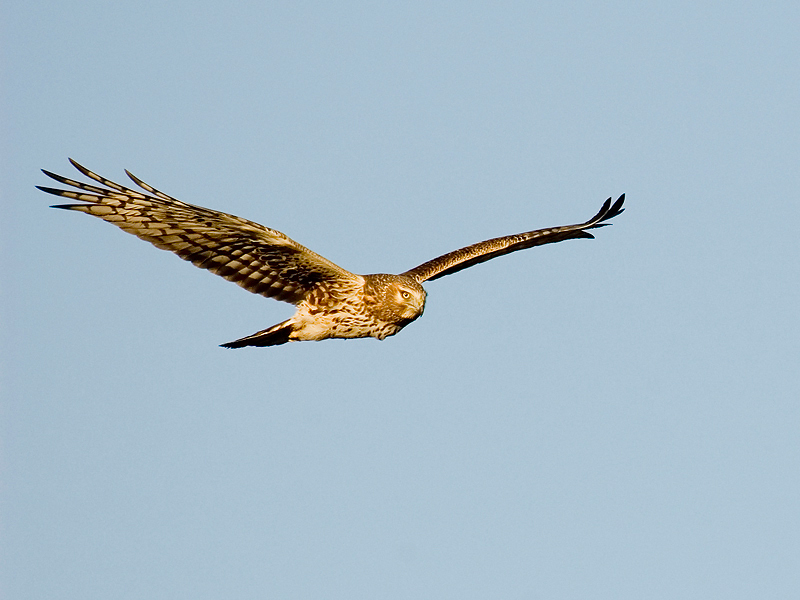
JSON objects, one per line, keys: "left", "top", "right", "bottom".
{"left": 38, "top": 159, "right": 624, "bottom": 348}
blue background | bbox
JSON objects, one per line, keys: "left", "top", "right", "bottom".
{"left": 3, "top": 1, "right": 799, "bottom": 598}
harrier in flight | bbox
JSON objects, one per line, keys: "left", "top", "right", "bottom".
{"left": 38, "top": 159, "right": 624, "bottom": 348}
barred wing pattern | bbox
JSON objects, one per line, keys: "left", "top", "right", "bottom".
{"left": 402, "top": 195, "right": 625, "bottom": 283}
{"left": 37, "top": 159, "right": 361, "bottom": 305}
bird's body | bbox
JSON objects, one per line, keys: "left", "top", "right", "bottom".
{"left": 38, "top": 160, "right": 624, "bottom": 348}
{"left": 231, "top": 273, "right": 426, "bottom": 348}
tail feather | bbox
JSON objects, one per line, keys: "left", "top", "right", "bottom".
{"left": 221, "top": 320, "right": 294, "bottom": 348}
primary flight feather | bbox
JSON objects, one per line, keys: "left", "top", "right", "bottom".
{"left": 38, "top": 159, "right": 624, "bottom": 348}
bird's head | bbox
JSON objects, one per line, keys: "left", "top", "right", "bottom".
{"left": 364, "top": 274, "right": 427, "bottom": 323}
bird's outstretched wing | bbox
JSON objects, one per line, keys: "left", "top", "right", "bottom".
{"left": 37, "top": 159, "right": 361, "bottom": 304}
{"left": 402, "top": 195, "right": 625, "bottom": 283}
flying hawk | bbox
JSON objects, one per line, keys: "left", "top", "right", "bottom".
{"left": 38, "top": 159, "right": 624, "bottom": 348}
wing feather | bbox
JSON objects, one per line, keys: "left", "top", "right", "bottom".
{"left": 38, "top": 159, "right": 362, "bottom": 304}
{"left": 402, "top": 195, "right": 625, "bottom": 283}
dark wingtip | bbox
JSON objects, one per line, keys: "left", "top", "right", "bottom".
{"left": 587, "top": 193, "right": 626, "bottom": 227}
{"left": 37, "top": 184, "right": 82, "bottom": 208}
{"left": 68, "top": 158, "right": 93, "bottom": 178}
{"left": 586, "top": 197, "right": 612, "bottom": 224}
{"left": 40, "top": 169, "right": 68, "bottom": 184}
{"left": 609, "top": 194, "right": 625, "bottom": 217}
{"left": 37, "top": 185, "right": 67, "bottom": 196}
{"left": 125, "top": 168, "right": 146, "bottom": 188}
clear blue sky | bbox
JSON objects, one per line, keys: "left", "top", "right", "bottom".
{"left": 3, "top": 1, "right": 799, "bottom": 598}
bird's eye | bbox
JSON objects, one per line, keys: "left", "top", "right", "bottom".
{"left": 401, "top": 291, "right": 411, "bottom": 299}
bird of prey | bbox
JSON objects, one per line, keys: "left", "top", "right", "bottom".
{"left": 38, "top": 159, "right": 624, "bottom": 348}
